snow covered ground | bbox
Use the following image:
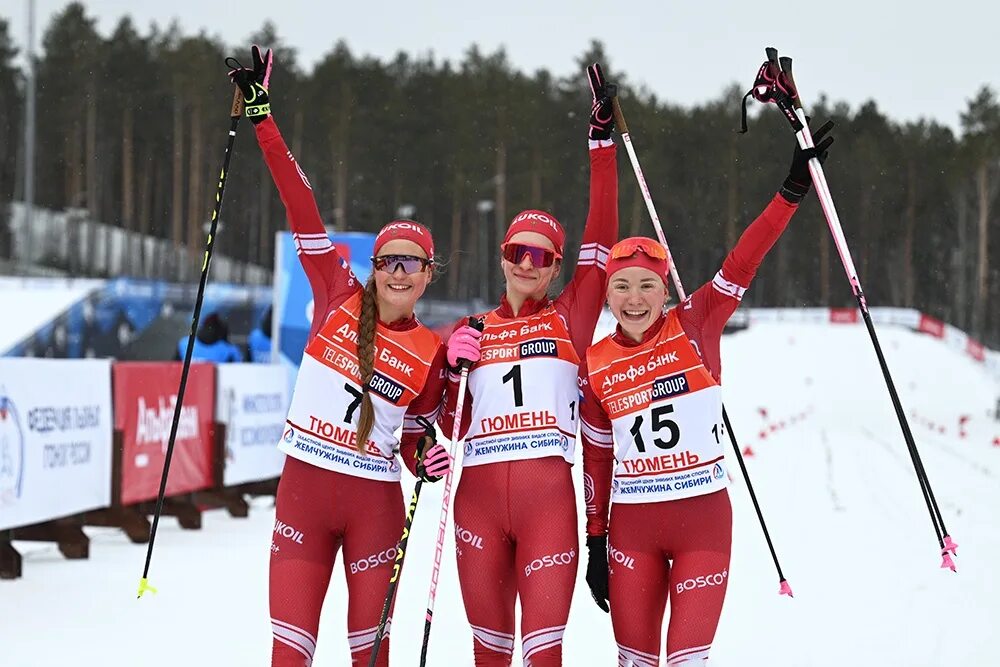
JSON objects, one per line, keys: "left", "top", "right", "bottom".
{"left": 2, "top": 320, "right": 999, "bottom": 666}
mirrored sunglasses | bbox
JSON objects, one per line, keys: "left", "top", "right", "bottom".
{"left": 371, "top": 254, "right": 432, "bottom": 274}
{"left": 609, "top": 238, "right": 667, "bottom": 261}
{"left": 501, "top": 243, "right": 560, "bottom": 268}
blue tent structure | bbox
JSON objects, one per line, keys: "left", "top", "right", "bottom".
{"left": 273, "top": 231, "right": 375, "bottom": 367}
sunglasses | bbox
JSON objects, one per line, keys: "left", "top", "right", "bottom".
{"left": 371, "top": 254, "right": 433, "bottom": 274}
{"left": 609, "top": 238, "right": 668, "bottom": 261}
{"left": 501, "top": 243, "right": 561, "bottom": 268}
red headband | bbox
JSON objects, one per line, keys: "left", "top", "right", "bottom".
{"left": 374, "top": 220, "right": 435, "bottom": 259}
{"left": 503, "top": 209, "right": 565, "bottom": 256}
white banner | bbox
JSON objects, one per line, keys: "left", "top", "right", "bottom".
{"left": 0, "top": 359, "right": 113, "bottom": 530}
{"left": 216, "top": 364, "right": 289, "bottom": 486}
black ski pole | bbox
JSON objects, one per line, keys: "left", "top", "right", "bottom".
{"left": 368, "top": 415, "right": 437, "bottom": 666}
{"left": 723, "top": 409, "right": 791, "bottom": 593}
{"left": 369, "top": 478, "right": 423, "bottom": 666}
{"left": 610, "top": 84, "right": 793, "bottom": 595}
{"left": 746, "top": 48, "right": 955, "bottom": 570}
{"left": 137, "top": 85, "right": 245, "bottom": 598}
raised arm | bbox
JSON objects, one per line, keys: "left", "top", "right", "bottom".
{"left": 230, "top": 46, "right": 358, "bottom": 339}
{"left": 555, "top": 64, "right": 619, "bottom": 359}
{"left": 680, "top": 122, "right": 836, "bottom": 380}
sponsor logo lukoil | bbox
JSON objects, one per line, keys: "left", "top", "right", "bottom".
{"left": 523, "top": 548, "right": 576, "bottom": 577}
{"left": 675, "top": 568, "right": 728, "bottom": 594}
{"left": 273, "top": 520, "right": 305, "bottom": 545}
{"left": 513, "top": 211, "right": 560, "bottom": 235}
{"left": 378, "top": 221, "right": 425, "bottom": 239}
{"left": 350, "top": 546, "right": 398, "bottom": 574}
{"left": 455, "top": 523, "right": 484, "bottom": 550}
{"left": 608, "top": 544, "right": 636, "bottom": 571}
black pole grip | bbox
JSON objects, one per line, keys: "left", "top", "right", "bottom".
{"left": 780, "top": 57, "right": 804, "bottom": 111}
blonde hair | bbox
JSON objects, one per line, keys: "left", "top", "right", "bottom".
{"left": 355, "top": 276, "right": 378, "bottom": 453}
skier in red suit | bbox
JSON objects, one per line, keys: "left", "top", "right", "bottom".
{"left": 230, "top": 46, "right": 452, "bottom": 667}
{"left": 579, "top": 124, "right": 835, "bottom": 666}
{"left": 438, "top": 64, "right": 619, "bottom": 666}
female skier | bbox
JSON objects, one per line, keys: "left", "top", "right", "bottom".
{"left": 438, "top": 64, "right": 619, "bottom": 666}
{"left": 579, "top": 123, "right": 835, "bottom": 666}
{"left": 229, "top": 46, "right": 451, "bottom": 667}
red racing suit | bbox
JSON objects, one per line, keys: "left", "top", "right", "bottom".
{"left": 439, "top": 139, "right": 618, "bottom": 666}
{"left": 579, "top": 193, "right": 798, "bottom": 666}
{"left": 255, "top": 116, "right": 448, "bottom": 667}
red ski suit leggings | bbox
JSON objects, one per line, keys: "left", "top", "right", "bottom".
{"left": 609, "top": 489, "right": 733, "bottom": 667}
{"left": 269, "top": 455, "right": 404, "bottom": 666}
{"left": 454, "top": 457, "right": 578, "bottom": 666}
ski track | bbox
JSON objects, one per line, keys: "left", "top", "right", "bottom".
{"left": 1, "top": 322, "right": 999, "bottom": 666}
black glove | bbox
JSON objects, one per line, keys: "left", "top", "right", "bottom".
{"left": 227, "top": 45, "right": 272, "bottom": 124}
{"left": 414, "top": 416, "right": 446, "bottom": 483}
{"left": 587, "top": 63, "right": 615, "bottom": 141}
{"left": 585, "top": 535, "right": 610, "bottom": 613}
{"left": 780, "top": 119, "right": 834, "bottom": 203}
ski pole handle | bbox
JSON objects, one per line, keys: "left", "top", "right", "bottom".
{"left": 765, "top": 47, "right": 780, "bottom": 77}
{"left": 230, "top": 85, "right": 245, "bottom": 119}
{"left": 778, "top": 57, "right": 804, "bottom": 111}
{"left": 611, "top": 96, "right": 629, "bottom": 135}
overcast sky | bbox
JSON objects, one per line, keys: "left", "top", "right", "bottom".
{"left": 5, "top": 0, "right": 998, "bottom": 133}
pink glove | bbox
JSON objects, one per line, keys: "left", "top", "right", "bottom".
{"left": 418, "top": 442, "right": 451, "bottom": 481}
{"left": 447, "top": 324, "right": 482, "bottom": 369}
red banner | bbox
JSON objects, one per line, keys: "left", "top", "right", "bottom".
{"left": 113, "top": 362, "right": 216, "bottom": 505}
{"left": 966, "top": 338, "right": 986, "bottom": 362}
{"left": 829, "top": 308, "right": 859, "bottom": 324}
{"left": 917, "top": 313, "right": 945, "bottom": 338}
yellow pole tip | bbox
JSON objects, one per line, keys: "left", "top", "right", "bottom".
{"left": 137, "top": 578, "right": 158, "bottom": 598}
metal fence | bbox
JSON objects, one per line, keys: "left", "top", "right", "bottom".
{"left": 3, "top": 202, "right": 271, "bottom": 285}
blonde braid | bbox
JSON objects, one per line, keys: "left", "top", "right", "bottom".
{"left": 355, "top": 277, "right": 378, "bottom": 453}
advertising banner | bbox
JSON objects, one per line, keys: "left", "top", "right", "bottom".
{"left": 0, "top": 359, "right": 113, "bottom": 530}
{"left": 216, "top": 364, "right": 288, "bottom": 486}
{"left": 114, "top": 362, "right": 215, "bottom": 505}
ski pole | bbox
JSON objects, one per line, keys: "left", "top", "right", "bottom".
{"left": 369, "top": 417, "right": 436, "bottom": 665}
{"left": 752, "top": 48, "right": 955, "bottom": 570}
{"left": 419, "top": 317, "right": 483, "bottom": 666}
{"left": 609, "top": 90, "right": 684, "bottom": 300}
{"left": 611, "top": 88, "right": 794, "bottom": 596}
{"left": 137, "top": 85, "right": 244, "bottom": 599}
{"left": 782, "top": 50, "right": 955, "bottom": 566}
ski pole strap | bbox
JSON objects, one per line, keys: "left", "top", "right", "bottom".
{"left": 414, "top": 414, "right": 435, "bottom": 434}
{"left": 739, "top": 60, "right": 803, "bottom": 133}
